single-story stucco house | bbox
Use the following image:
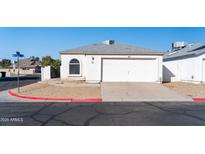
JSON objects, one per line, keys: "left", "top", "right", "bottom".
{"left": 60, "top": 40, "right": 164, "bottom": 83}
{"left": 163, "top": 42, "right": 205, "bottom": 83}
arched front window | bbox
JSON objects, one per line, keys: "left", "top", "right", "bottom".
{"left": 69, "top": 58, "right": 80, "bottom": 75}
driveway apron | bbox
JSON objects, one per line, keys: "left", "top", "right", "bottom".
{"left": 101, "top": 82, "right": 192, "bottom": 102}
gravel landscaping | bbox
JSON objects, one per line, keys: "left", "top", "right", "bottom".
{"left": 163, "top": 82, "right": 205, "bottom": 98}
{"left": 9, "top": 80, "right": 204, "bottom": 100}
{"left": 12, "top": 82, "right": 101, "bottom": 99}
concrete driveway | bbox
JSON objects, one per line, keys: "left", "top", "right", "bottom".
{"left": 101, "top": 82, "right": 192, "bottom": 102}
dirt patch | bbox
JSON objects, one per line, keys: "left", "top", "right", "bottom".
{"left": 13, "top": 82, "right": 101, "bottom": 98}
{"left": 163, "top": 82, "right": 205, "bottom": 98}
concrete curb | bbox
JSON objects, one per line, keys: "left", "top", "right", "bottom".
{"left": 8, "top": 90, "right": 102, "bottom": 103}
{"left": 192, "top": 98, "right": 205, "bottom": 102}
{"left": 8, "top": 90, "right": 203, "bottom": 103}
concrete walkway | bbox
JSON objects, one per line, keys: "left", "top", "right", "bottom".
{"left": 0, "top": 80, "right": 44, "bottom": 103}
{"left": 0, "top": 90, "right": 27, "bottom": 102}
{"left": 41, "top": 79, "right": 100, "bottom": 87}
{"left": 101, "top": 82, "right": 192, "bottom": 102}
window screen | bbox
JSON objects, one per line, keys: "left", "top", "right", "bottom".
{"left": 69, "top": 59, "right": 80, "bottom": 74}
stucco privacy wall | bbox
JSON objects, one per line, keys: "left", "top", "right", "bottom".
{"left": 163, "top": 54, "right": 205, "bottom": 83}
{"left": 60, "top": 54, "right": 163, "bottom": 82}
{"left": 0, "top": 68, "right": 35, "bottom": 77}
{"left": 41, "top": 66, "right": 51, "bottom": 81}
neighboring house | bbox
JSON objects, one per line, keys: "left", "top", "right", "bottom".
{"left": 0, "top": 66, "right": 6, "bottom": 77}
{"left": 0, "top": 58, "right": 41, "bottom": 77}
{"left": 163, "top": 42, "right": 205, "bottom": 83}
{"left": 16, "top": 58, "right": 41, "bottom": 73}
{"left": 60, "top": 40, "right": 163, "bottom": 83}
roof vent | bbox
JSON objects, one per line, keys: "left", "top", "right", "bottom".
{"left": 103, "top": 40, "right": 115, "bottom": 45}
{"left": 172, "top": 41, "right": 186, "bottom": 50}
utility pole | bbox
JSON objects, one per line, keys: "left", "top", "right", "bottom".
{"left": 12, "top": 51, "right": 24, "bottom": 93}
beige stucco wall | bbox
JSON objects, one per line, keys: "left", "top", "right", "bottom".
{"left": 0, "top": 68, "right": 35, "bottom": 77}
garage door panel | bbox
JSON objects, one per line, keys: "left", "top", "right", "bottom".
{"left": 102, "top": 59, "right": 157, "bottom": 82}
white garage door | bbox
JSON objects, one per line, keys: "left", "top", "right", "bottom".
{"left": 102, "top": 58, "right": 157, "bottom": 82}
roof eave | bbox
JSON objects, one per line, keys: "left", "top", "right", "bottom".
{"left": 60, "top": 52, "right": 164, "bottom": 55}
{"left": 163, "top": 50, "right": 205, "bottom": 61}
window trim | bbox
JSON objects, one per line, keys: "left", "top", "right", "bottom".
{"left": 68, "top": 58, "right": 81, "bottom": 76}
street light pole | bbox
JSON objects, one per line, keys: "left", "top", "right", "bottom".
{"left": 17, "top": 56, "right": 20, "bottom": 93}
{"left": 12, "top": 51, "right": 24, "bottom": 93}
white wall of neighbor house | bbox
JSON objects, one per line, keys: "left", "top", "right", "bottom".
{"left": 163, "top": 59, "right": 184, "bottom": 82}
{"left": 61, "top": 54, "right": 163, "bottom": 83}
{"left": 198, "top": 54, "right": 205, "bottom": 83}
{"left": 163, "top": 55, "right": 204, "bottom": 83}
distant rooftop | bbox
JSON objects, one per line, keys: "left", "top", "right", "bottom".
{"left": 60, "top": 40, "right": 164, "bottom": 55}
{"left": 163, "top": 43, "right": 205, "bottom": 61}
{"left": 13, "top": 58, "right": 41, "bottom": 69}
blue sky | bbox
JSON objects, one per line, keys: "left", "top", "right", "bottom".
{"left": 0, "top": 27, "right": 205, "bottom": 60}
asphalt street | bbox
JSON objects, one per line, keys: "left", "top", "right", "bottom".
{"left": 1, "top": 101, "right": 205, "bottom": 126}
{"left": 0, "top": 80, "right": 40, "bottom": 102}
{"left": 1, "top": 80, "right": 205, "bottom": 126}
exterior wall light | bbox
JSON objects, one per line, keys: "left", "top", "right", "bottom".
{"left": 91, "top": 57, "right": 94, "bottom": 64}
